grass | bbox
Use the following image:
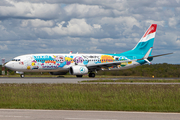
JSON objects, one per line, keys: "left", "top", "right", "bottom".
{"left": 81, "top": 79, "right": 180, "bottom": 83}
{"left": 0, "top": 83, "right": 180, "bottom": 112}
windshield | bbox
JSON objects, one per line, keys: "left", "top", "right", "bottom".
{"left": 12, "top": 59, "right": 21, "bottom": 61}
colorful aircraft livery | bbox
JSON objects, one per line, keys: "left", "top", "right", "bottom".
{"left": 5, "top": 24, "right": 172, "bottom": 78}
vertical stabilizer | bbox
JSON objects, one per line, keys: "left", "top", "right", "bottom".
{"left": 124, "top": 24, "right": 157, "bottom": 56}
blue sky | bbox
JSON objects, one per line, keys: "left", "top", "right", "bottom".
{"left": 0, "top": 0, "right": 180, "bottom": 64}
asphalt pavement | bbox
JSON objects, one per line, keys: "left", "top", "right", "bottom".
{"left": 0, "top": 77, "right": 179, "bottom": 84}
{"left": 0, "top": 109, "right": 179, "bottom": 120}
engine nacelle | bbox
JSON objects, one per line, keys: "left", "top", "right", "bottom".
{"left": 69, "top": 66, "right": 88, "bottom": 75}
{"left": 49, "top": 72, "right": 68, "bottom": 75}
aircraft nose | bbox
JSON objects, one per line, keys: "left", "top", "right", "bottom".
{"left": 5, "top": 62, "right": 13, "bottom": 69}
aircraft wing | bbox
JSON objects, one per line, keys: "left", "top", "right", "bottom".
{"left": 86, "top": 59, "right": 135, "bottom": 71}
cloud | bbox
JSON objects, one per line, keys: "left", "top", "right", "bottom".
{"left": 168, "top": 17, "right": 178, "bottom": 28}
{"left": 42, "top": 19, "right": 103, "bottom": 37}
{"left": 0, "top": 0, "right": 180, "bottom": 64}
{"left": 0, "top": 0, "right": 61, "bottom": 20}
{"left": 145, "top": 20, "right": 165, "bottom": 27}
{"left": 64, "top": 4, "right": 117, "bottom": 18}
{"left": 0, "top": 0, "right": 13, "bottom": 6}
{"left": 21, "top": 19, "right": 54, "bottom": 28}
{"left": 0, "top": 44, "right": 8, "bottom": 50}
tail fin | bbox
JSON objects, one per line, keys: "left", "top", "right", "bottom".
{"left": 125, "top": 24, "right": 157, "bottom": 56}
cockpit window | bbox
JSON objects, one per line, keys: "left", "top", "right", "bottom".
{"left": 12, "top": 59, "right": 21, "bottom": 61}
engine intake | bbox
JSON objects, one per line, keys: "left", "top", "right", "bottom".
{"left": 69, "top": 66, "right": 88, "bottom": 75}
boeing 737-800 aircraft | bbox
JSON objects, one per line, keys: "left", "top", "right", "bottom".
{"left": 5, "top": 24, "right": 172, "bottom": 78}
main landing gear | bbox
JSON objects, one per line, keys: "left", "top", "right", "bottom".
{"left": 20, "top": 74, "right": 24, "bottom": 78}
{"left": 89, "top": 73, "right": 95, "bottom": 78}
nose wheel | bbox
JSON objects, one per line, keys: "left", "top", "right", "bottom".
{"left": 89, "top": 73, "right": 95, "bottom": 78}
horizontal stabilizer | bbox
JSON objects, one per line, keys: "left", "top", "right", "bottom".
{"left": 144, "top": 59, "right": 152, "bottom": 64}
{"left": 148, "top": 52, "right": 173, "bottom": 58}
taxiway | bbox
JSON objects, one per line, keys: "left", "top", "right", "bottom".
{"left": 0, "top": 77, "right": 180, "bottom": 84}
{"left": 0, "top": 109, "right": 179, "bottom": 120}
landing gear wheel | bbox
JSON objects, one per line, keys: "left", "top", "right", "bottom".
{"left": 20, "top": 74, "right": 24, "bottom": 78}
{"left": 76, "top": 75, "right": 83, "bottom": 78}
{"left": 89, "top": 73, "right": 95, "bottom": 78}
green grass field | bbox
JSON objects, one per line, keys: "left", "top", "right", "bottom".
{"left": 81, "top": 79, "right": 180, "bottom": 83}
{"left": 0, "top": 83, "right": 179, "bottom": 112}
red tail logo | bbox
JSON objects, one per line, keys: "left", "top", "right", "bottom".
{"left": 143, "top": 24, "right": 157, "bottom": 38}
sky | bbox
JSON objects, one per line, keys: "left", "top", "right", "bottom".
{"left": 0, "top": 0, "right": 180, "bottom": 64}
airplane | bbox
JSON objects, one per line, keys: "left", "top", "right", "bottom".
{"left": 5, "top": 24, "right": 172, "bottom": 78}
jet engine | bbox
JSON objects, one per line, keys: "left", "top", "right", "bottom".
{"left": 69, "top": 66, "right": 88, "bottom": 75}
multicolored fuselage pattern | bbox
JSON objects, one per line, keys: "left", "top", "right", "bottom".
{"left": 22, "top": 54, "right": 130, "bottom": 70}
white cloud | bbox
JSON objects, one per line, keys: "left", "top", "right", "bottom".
{"left": 0, "top": 0, "right": 180, "bottom": 63}
{"left": 168, "top": 17, "right": 178, "bottom": 28}
{"left": 93, "top": 24, "right": 101, "bottom": 29}
{"left": 90, "top": 38, "right": 99, "bottom": 45}
{"left": 100, "top": 38, "right": 114, "bottom": 43}
{"left": 0, "top": 45, "right": 8, "bottom": 50}
{"left": 64, "top": 4, "right": 117, "bottom": 18}
{"left": 0, "top": 0, "right": 61, "bottom": 20}
{"left": 42, "top": 19, "right": 102, "bottom": 36}
{"left": 101, "top": 16, "right": 140, "bottom": 29}
{"left": 145, "top": 20, "right": 165, "bottom": 27}
{"left": 115, "top": 43, "right": 126, "bottom": 47}
{"left": 86, "top": 46, "right": 102, "bottom": 52}
{"left": 21, "top": 19, "right": 54, "bottom": 27}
